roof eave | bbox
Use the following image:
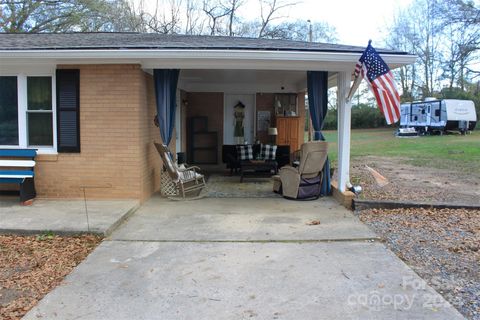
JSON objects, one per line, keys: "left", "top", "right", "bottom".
{"left": 0, "top": 49, "right": 417, "bottom": 72}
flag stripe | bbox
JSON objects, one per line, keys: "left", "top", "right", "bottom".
{"left": 374, "top": 85, "right": 394, "bottom": 123}
{"left": 373, "top": 78, "right": 399, "bottom": 123}
{"left": 378, "top": 76, "right": 400, "bottom": 122}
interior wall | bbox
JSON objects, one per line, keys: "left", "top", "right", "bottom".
{"left": 255, "top": 93, "right": 275, "bottom": 144}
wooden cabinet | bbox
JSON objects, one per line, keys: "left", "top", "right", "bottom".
{"left": 188, "top": 116, "right": 218, "bottom": 164}
{"left": 276, "top": 116, "right": 300, "bottom": 153}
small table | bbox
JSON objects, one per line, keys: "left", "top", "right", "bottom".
{"left": 240, "top": 160, "right": 278, "bottom": 182}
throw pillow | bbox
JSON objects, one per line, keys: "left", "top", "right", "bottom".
{"left": 236, "top": 145, "right": 253, "bottom": 160}
{"left": 261, "top": 144, "right": 277, "bottom": 160}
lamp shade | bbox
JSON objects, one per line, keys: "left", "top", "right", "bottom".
{"left": 268, "top": 127, "right": 278, "bottom": 135}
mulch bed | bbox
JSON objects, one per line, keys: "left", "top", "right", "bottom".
{"left": 0, "top": 234, "right": 102, "bottom": 320}
{"left": 358, "top": 208, "right": 480, "bottom": 320}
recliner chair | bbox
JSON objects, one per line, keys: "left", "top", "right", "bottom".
{"left": 273, "top": 141, "right": 328, "bottom": 200}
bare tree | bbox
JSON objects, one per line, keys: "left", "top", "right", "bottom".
{"left": 385, "top": 11, "right": 419, "bottom": 101}
{"left": 257, "top": 0, "right": 298, "bottom": 38}
{"left": 260, "top": 19, "right": 337, "bottom": 42}
{"left": 143, "top": 0, "right": 182, "bottom": 34}
{"left": 202, "top": 0, "right": 231, "bottom": 35}
{"left": 184, "top": 0, "right": 205, "bottom": 34}
{"left": 224, "top": 0, "right": 244, "bottom": 36}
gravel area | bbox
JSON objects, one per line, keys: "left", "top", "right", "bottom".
{"left": 359, "top": 208, "right": 480, "bottom": 320}
{"left": 0, "top": 234, "right": 102, "bottom": 320}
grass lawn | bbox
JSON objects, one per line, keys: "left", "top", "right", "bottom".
{"left": 321, "top": 128, "right": 480, "bottom": 174}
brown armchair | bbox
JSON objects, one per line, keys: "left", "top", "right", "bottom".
{"left": 273, "top": 141, "right": 328, "bottom": 199}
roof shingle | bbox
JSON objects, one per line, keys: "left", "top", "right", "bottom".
{"left": 0, "top": 32, "right": 407, "bottom": 54}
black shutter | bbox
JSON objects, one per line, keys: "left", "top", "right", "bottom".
{"left": 56, "top": 69, "right": 80, "bottom": 153}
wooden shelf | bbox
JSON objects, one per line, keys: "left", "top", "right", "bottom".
{"left": 188, "top": 117, "right": 218, "bottom": 164}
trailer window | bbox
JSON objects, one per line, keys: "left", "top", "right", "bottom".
{"left": 435, "top": 109, "right": 440, "bottom": 117}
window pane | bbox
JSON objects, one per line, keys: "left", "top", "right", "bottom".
{"left": 28, "top": 113, "right": 53, "bottom": 146}
{"left": 28, "top": 77, "right": 52, "bottom": 110}
{"left": 0, "top": 76, "right": 19, "bottom": 145}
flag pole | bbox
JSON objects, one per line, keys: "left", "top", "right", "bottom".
{"left": 346, "top": 40, "right": 371, "bottom": 102}
{"left": 346, "top": 72, "right": 362, "bottom": 102}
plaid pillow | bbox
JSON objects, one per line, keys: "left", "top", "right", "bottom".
{"left": 261, "top": 144, "right": 277, "bottom": 160}
{"left": 236, "top": 145, "right": 253, "bottom": 160}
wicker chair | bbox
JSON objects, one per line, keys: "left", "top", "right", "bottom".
{"left": 154, "top": 143, "right": 206, "bottom": 198}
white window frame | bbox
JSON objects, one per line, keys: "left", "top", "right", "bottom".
{"left": 0, "top": 72, "right": 57, "bottom": 154}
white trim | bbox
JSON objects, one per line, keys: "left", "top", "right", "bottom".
{"left": 0, "top": 72, "right": 57, "bottom": 153}
{"left": 17, "top": 75, "right": 27, "bottom": 148}
{"left": 0, "top": 49, "right": 417, "bottom": 71}
{"left": 0, "top": 48, "right": 417, "bottom": 63}
{"left": 337, "top": 71, "right": 352, "bottom": 193}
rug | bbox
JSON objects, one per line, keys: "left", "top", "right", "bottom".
{"left": 201, "top": 174, "right": 282, "bottom": 198}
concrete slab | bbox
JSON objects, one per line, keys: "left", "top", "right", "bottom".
{"left": 0, "top": 198, "right": 139, "bottom": 235}
{"left": 112, "top": 198, "right": 377, "bottom": 241}
{"left": 112, "top": 196, "right": 377, "bottom": 241}
{"left": 24, "top": 240, "right": 464, "bottom": 320}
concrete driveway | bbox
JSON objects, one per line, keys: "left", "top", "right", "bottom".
{"left": 24, "top": 196, "right": 464, "bottom": 320}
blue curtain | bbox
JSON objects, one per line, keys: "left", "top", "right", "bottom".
{"left": 154, "top": 69, "right": 180, "bottom": 145}
{"left": 307, "top": 71, "right": 331, "bottom": 196}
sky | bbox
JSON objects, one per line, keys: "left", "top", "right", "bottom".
{"left": 137, "top": 0, "right": 414, "bottom": 46}
{"left": 238, "top": 0, "right": 413, "bottom": 46}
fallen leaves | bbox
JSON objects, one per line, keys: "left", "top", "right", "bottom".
{"left": 359, "top": 208, "right": 480, "bottom": 320}
{"left": 0, "top": 234, "right": 102, "bottom": 320}
{"left": 306, "top": 220, "right": 321, "bottom": 226}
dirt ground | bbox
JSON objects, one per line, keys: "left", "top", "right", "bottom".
{"left": 0, "top": 234, "right": 102, "bottom": 320}
{"left": 353, "top": 155, "right": 480, "bottom": 319}
{"left": 350, "top": 156, "right": 480, "bottom": 205}
{"left": 359, "top": 208, "right": 480, "bottom": 320}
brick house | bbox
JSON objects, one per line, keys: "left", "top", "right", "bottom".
{"left": 0, "top": 33, "right": 415, "bottom": 202}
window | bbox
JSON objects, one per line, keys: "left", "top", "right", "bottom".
{"left": 0, "top": 74, "right": 56, "bottom": 151}
{"left": 27, "top": 77, "right": 53, "bottom": 146}
{"left": 0, "top": 76, "right": 18, "bottom": 145}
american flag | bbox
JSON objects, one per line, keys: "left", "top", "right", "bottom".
{"left": 354, "top": 42, "right": 400, "bottom": 124}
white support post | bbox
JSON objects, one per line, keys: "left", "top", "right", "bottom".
{"left": 337, "top": 71, "right": 352, "bottom": 193}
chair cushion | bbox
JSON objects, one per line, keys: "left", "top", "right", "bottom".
{"left": 261, "top": 144, "right": 277, "bottom": 160}
{"left": 179, "top": 170, "right": 203, "bottom": 181}
{"left": 236, "top": 145, "right": 253, "bottom": 160}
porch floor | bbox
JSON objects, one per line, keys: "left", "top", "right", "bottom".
{"left": 0, "top": 197, "right": 139, "bottom": 236}
{"left": 111, "top": 195, "right": 375, "bottom": 241}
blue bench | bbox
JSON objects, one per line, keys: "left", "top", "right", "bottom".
{"left": 0, "top": 149, "right": 37, "bottom": 203}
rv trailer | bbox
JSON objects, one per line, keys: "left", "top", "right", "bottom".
{"left": 399, "top": 99, "right": 477, "bottom": 134}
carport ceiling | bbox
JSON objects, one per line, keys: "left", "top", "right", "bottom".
{"left": 178, "top": 69, "right": 312, "bottom": 93}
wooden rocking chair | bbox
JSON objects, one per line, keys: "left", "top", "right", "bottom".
{"left": 154, "top": 143, "right": 206, "bottom": 199}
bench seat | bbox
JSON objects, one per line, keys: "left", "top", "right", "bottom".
{"left": 0, "top": 149, "right": 37, "bottom": 203}
{"left": 0, "top": 170, "right": 35, "bottom": 179}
